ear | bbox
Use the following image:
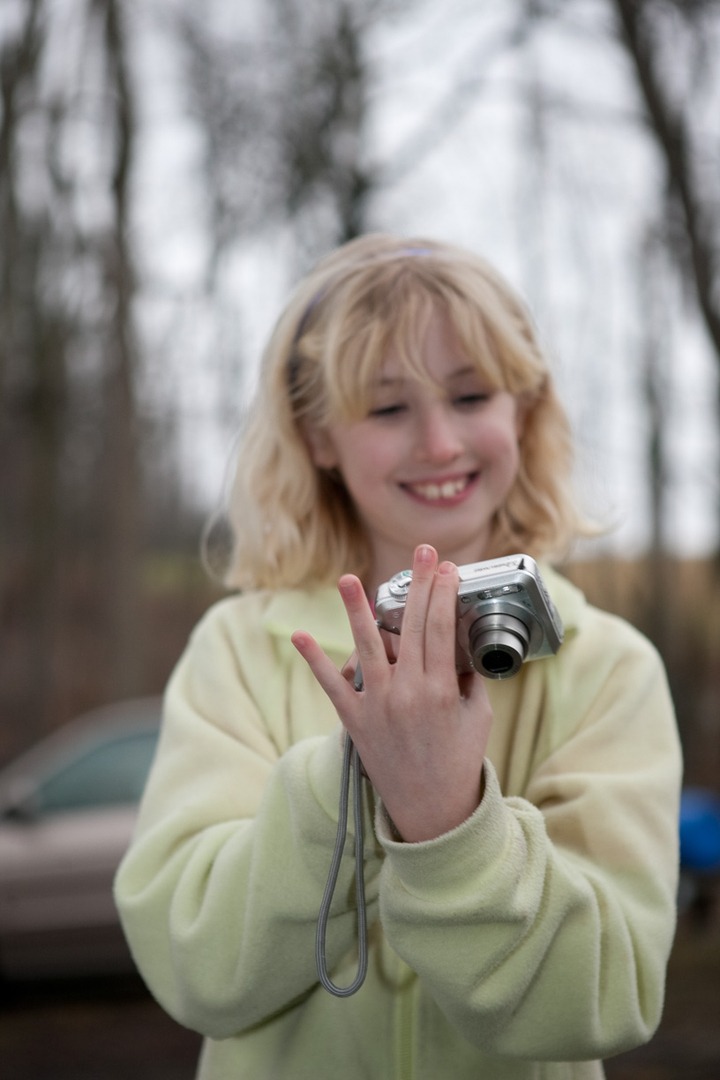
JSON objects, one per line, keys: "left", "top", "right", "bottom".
{"left": 304, "top": 425, "right": 339, "bottom": 470}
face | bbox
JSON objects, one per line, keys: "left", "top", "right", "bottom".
{"left": 307, "top": 309, "right": 524, "bottom": 590}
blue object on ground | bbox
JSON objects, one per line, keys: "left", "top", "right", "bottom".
{"left": 680, "top": 787, "right": 720, "bottom": 872}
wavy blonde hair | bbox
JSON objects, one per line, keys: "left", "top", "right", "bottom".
{"left": 213, "top": 234, "right": 588, "bottom": 590}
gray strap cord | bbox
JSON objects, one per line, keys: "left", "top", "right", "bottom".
{"left": 315, "top": 668, "right": 369, "bottom": 997}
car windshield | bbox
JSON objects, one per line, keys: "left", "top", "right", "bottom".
{"left": 34, "top": 730, "right": 159, "bottom": 815}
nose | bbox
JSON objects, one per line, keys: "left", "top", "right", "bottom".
{"left": 414, "top": 402, "right": 463, "bottom": 464}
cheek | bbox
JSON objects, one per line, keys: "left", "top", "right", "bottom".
{"left": 341, "top": 428, "right": 401, "bottom": 477}
{"left": 343, "top": 452, "right": 390, "bottom": 497}
{"left": 477, "top": 417, "right": 521, "bottom": 466}
{"left": 331, "top": 441, "right": 383, "bottom": 495}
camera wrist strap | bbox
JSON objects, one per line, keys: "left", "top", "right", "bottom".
{"left": 315, "top": 670, "right": 369, "bottom": 997}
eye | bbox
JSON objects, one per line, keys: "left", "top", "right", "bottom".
{"left": 453, "top": 391, "right": 491, "bottom": 409}
{"left": 368, "top": 402, "right": 407, "bottom": 418}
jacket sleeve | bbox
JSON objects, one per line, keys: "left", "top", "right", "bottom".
{"left": 375, "top": 616, "right": 682, "bottom": 1062}
{"left": 114, "top": 600, "right": 381, "bottom": 1039}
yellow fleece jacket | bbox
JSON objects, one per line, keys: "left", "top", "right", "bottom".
{"left": 114, "top": 568, "right": 681, "bottom": 1079}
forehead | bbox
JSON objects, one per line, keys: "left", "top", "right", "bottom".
{"left": 372, "top": 305, "right": 498, "bottom": 395}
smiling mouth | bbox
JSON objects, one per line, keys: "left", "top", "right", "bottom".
{"left": 403, "top": 475, "right": 476, "bottom": 502}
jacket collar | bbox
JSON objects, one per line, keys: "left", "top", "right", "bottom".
{"left": 262, "top": 587, "right": 354, "bottom": 659}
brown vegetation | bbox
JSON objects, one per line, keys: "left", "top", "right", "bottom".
{"left": 565, "top": 555, "right": 720, "bottom": 789}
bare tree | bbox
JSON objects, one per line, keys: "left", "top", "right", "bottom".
{"left": 94, "top": 0, "right": 144, "bottom": 699}
{"left": 178, "top": 0, "right": 543, "bottom": 272}
{"left": 0, "top": 0, "right": 155, "bottom": 749}
{"left": 0, "top": 0, "right": 69, "bottom": 741}
{"left": 611, "top": 0, "right": 720, "bottom": 546}
{"left": 178, "top": 0, "right": 386, "bottom": 270}
{"left": 613, "top": 0, "right": 720, "bottom": 360}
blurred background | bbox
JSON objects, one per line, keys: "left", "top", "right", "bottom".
{"left": 1, "top": 0, "right": 719, "bottom": 1077}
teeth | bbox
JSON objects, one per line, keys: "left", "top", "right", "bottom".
{"left": 410, "top": 477, "right": 468, "bottom": 500}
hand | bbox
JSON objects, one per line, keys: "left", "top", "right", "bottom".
{"left": 291, "top": 545, "right": 494, "bottom": 842}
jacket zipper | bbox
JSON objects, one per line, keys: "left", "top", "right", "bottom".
{"left": 395, "top": 974, "right": 416, "bottom": 1080}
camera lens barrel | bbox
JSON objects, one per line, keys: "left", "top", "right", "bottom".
{"left": 468, "top": 612, "right": 531, "bottom": 679}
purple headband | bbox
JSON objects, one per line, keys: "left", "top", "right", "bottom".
{"left": 291, "top": 245, "right": 437, "bottom": 347}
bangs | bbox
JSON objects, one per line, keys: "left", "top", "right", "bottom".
{"left": 290, "top": 253, "right": 548, "bottom": 426}
{"left": 322, "top": 284, "right": 445, "bottom": 421}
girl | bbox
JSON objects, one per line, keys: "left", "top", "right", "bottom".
{"left": 115, "top": 235, "right": 681, "bottom": 1079}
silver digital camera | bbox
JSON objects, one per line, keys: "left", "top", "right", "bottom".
{"left": 374, "top": 554, "right": 563, "bottom": 679}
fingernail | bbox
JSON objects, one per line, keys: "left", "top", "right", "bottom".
{"left": 338, "top": 576, "right": 355, "bottom": 597}
{"left": 415, "top": 544, "right": 435, "bottom": 564}
{"left": 438, "top": 561, "right": 456, "bottom": 576}
{"left": 338, "top": 574, "right": 362, "bottom": 600}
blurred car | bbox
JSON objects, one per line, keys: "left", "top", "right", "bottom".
{"left": 0, "top": 697, "right": 161, "bottom": 980}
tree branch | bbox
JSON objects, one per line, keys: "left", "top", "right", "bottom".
{"left": 613, "top": 0, "right": 720, "bottom": 359}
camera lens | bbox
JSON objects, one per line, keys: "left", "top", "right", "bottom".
{"left": 468, "top": 613, "right": 531, "bottom": 679}
{"left": 482, "top": 648, "right": 516, "bottom": 676}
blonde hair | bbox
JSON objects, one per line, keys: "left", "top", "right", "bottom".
{"left": 213, "top": 234, "right": 588, "bottom": 590}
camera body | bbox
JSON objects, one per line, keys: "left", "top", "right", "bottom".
{"left": 374, "top": 554, "right": 563, "bottom": 679}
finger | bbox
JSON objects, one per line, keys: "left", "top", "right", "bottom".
{"left": 378, "top": 626, "right": 400, "bottom": 664}
{"left": 340, "top": 651, "right": 359, "bottom": 684}
{"left": 396, "top": 544, "right": 438, "bottom": 666}
{"left": 337, "top": 575, "right": 388, "bottom": 677}
{"left": 291, "top": 630, "right": 358, "bottom": 717}
{"left": 424, "top": 560, "right": 460, "bottom": 672}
